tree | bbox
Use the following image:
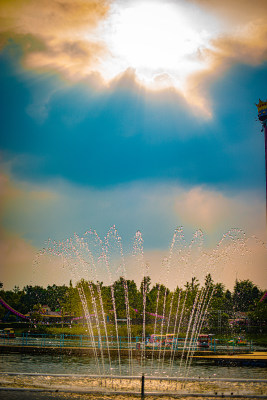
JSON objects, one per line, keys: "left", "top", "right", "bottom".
{"left": 233, "top": 280, "right": 261, "bottom": 311}
{"left": 205, "top": 274, "right": 214, "bottom": 288}
{"left": 146, "top": 284, "right": 161, "bottom": 314}
{"left": 112, "top": 277, "right": 136, "bottom": 319}
{"left": 187, "top": 277, "right": 200, "bottom": 291}
{"left": 21, "top": 285, "right": 47, "bottom": 313}
{"left": 213, "top": 283, "right": 225, "bottom": 298}
{"left": 101, "top": 285, "right": 113, "bottom": 315}
{"left": 207, "top": 309, "right": 229, "bottom": 333}
{"left": 31, "top": 303, "right": 44, "bottom": 322}
{"left": 248, "top": 302, "right": 267, "bottom": 333}
{"left": 140, "top": 276, "right": 151, "bottom": 294}
{"left": 61, "top": 283, "right": 81, "bottom": 318}
{"left": 224, "top": 290, "right": 233, "bottom": 314}
{"left": 184, "top": 277, "right": 200, "bottom": 311}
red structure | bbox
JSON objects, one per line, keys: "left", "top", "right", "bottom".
{"left": 256, "top": 99, "right": 267, "bottom": 224}
{"left": 0, "top": 296, "right": 29, "bottom": 320}
{"left": 259, "top": 290, "right": 267, "bottom": 303}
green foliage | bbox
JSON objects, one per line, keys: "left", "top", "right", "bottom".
{"left": 0, "top": 276, "right": 265, "bottom": 336}
{"left": 248, "top": 302, "right": 267, "bottom": 330}
{"left": 31, "top": 304, "right": 44, "bottom": 322}
{"left": 207, "top": 309, "right": 230, "bottom": 333}
{"left": 233, "top": 280, "right": 261, "bottom": 311}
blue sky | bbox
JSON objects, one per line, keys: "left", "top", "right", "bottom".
{"left": 0, "top": 0, "right": 267, "bottom": 290}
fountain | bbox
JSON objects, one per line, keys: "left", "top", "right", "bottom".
{"left": 35, "top": 226, "right": 261, "bottom": 378}
{"left": 1, "top": 226, "right": 266, "bottom": 398}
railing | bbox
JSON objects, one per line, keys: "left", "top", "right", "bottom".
{"left": 0, "top": 334, "right": 253, "bottom": 352}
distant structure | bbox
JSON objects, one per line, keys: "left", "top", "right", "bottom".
{"left": 256, "top": 99, "right": 267, "bottom": 224}
{"left": 259, "top": 290, "right": 267, "bottom": 303}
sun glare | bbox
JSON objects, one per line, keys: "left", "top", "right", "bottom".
{"left": 100, "top": 1, "right": 213, "bottom": 91}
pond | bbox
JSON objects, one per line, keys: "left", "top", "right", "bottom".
{"left": 1, "top": 352, "right": 266, "bottom": 379}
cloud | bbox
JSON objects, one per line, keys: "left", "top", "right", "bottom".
{"left": 0, "top": 170, "right": 58, "bottom": 238}
{"left": 0, "top": 173, "right": 20, "bottom": 216}
{"left": 0, "top": 172, "right": 68, "bottom": 289}
{"left": 1, "top": 59, "right": 264, "bottom": 190}
{"left": 24, "top": 40, "right": 107, "bottom": 81}
{"left": 175, "top": 187, "right": 232, "bottom": 232}
{"left": 1, "top": 168, "right": 266, "bottom": 247}
{"left": 0, "top": 227, "right": 74, "bottom": 290}
{"left": 174, "top": 186, "right": 266, "bottom": 241}
{"left": 0, "top": 228, "right": 37, "bottom": 290}
{"left": 1, "top": 226, "right": 266, "bottom": 292}
{"left": 0, "top": 0, "right": 110, "bottom": 35}
{"left": 185, "top": 0, "right": 267, "bottom": 109}
{"left": 0, "top": 0, "right": 110, "bottom": 80}
{"left": 1, "top": 171, "right": 266, "bottom": 290}
{"left": 211, "top": 23, "right": 267, "bottom": 67}
{"left": 1, "top": 0, "right": 266, "bottom": 117}
{"left": 190, "top": 0, "right": 267, "bottom": 26}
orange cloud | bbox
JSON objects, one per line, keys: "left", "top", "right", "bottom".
{"left": 190, "top": 0, "right": 267, "bottom": 26}
{"left": 0, "top": 172, "right": 68, "bottom": 289}
{"left": 211, "top": 23, "right": 267, "bottom": 66}
{"left": 185, "top": 0, "right": 267, "bottom": 112}
{"left": 0, "top": 0, "right": 110, "bottom": 35}
{"left": 0, "top": 173, "right": 21, "bottom": 218}
{"left": 174, "top": 187, "right": 231, "bottom": 232}
{"left": 174, "top": 186, "right": 266, "bottom": 238}
{"left": 0, "top": 228, "right": 37, "bottom": 289}
{"left": 0, "top": 0, "right": 110, "bottom": 79}
{"left": 0, "top": 171, "right": 58, "bottom": 238}
{"left": 0, "top": 171, "right": 56, "bottom": 204}
{"left": 0, "top": 227, "right": 71, "bottom": 290}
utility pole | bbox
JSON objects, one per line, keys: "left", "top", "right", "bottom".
{"left": 256, "top": 99, "right": 267, "bottom": 224}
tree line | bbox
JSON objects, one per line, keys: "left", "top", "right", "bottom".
{"left": 0, "top": 276, "right": 266, "bottom": 333}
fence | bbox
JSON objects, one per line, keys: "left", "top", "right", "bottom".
{"left": 0, "top": 333, "right": 253, "bottom": 352}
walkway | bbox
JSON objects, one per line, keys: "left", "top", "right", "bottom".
{"left": 193, "top": 351, "right": 267, "bottom": 367}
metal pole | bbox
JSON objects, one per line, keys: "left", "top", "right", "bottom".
{"left": 141, "top": 374, "right": 145, "bottom": 398}
{"left": 256, "top": 100, "right": 267, "bottom": 225}
{"left": 264, "top": 124, "right": 267, "bottom": 225}
{"left": 258, "top": 119, "right": 267, "bottom": 225}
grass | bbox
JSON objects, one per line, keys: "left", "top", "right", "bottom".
{"left": 246, "top": 333, "right": 267, "bottom": 346}
{"left": 211, "top": 332, "right": 267, "bottom": 346}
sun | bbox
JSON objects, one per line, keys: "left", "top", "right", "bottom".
{"left": 99, "top": 1, "right": 213, "bottom": 91}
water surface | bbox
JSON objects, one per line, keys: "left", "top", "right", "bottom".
{"left": 1, "top": 352, "right": 266, "bottom": 379}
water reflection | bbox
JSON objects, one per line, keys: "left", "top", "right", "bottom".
{"left": 1, "top": 353, "right": 266, "bottom": 379}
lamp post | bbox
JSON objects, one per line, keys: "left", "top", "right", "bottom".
{"left": 256, "top": 99, "right": 267, "bottom": 224}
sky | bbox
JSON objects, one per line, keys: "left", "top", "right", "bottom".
{"left": 0, "top": 0, "right": 267, "bottom": 291}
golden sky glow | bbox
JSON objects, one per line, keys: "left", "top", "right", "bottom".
{"left": 0, "top": 0, "right": 266, "bottom": 116}
{"left": 98, "top": 1, "right": 214, "bottom": 91}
